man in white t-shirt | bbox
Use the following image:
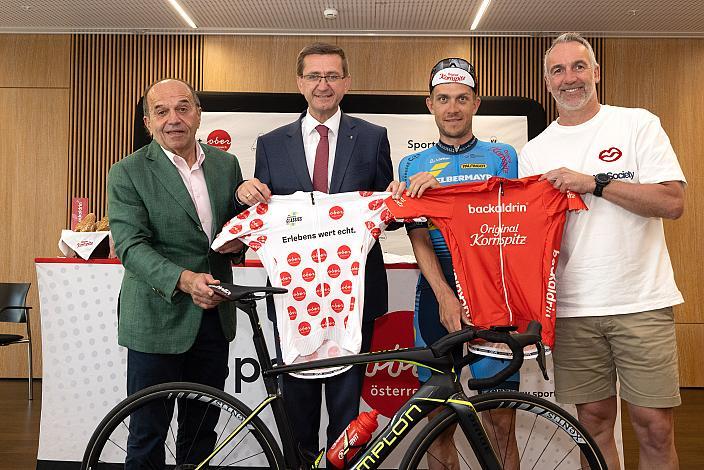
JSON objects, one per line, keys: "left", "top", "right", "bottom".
{"left": 519, "top": 33, "right": 685, "bottom": 470}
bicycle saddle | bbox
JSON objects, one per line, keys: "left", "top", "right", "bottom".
{"left": 208, "top": 282, "right": 287, "bottom": 301}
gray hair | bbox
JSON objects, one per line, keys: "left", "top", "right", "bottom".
{"left": 142, "top": 78, "right": 201, "bottom": 117}
{"left": 543, "top": 33, "right": 598, "bottom": 76}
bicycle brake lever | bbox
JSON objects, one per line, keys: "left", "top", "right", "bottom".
{"left": 536, "top": 340, "right": 550, "bottom": 381}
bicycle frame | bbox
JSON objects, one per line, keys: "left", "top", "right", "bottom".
{"left": 206, "top": 298, "right": 506, "bottom": 470}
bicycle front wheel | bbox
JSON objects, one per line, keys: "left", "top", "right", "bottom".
{"left": 401, "top": 391, "right": 606, "bottom": 469}
{"left": 81, "top": 382, "right": 284, "bottom": 470}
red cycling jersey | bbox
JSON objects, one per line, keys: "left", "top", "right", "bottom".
{"left": 384, "top": 175, "right": 587, "bottom": 355}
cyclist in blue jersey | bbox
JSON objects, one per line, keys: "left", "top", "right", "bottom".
{"left": 399, "top": 58, "right": 520, "bottom": 469}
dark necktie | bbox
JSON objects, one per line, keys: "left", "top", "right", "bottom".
{"left": 313, "top": 125, "right": 329, "bottom": 193}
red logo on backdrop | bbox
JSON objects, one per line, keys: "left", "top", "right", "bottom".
{"left": 237, "top": 210, "right": 250, "bottom": 220}
{"left": 298, "top": 322, "right": 311, "bottom": 336}
{"left": 368, "top": 199, "right": 384, "bottom": 210}
{"left": 321, "top": 317, "right": 335, "bottom": 328}
{"left": 598, "top": 147, "right": 622, "bottom": 162}
{"left": 307, "top": 302, "right": 321, "bottom": 316}
{"left": 329, "top": 206, "right": 344, "bottom": 220}
{"left": 331, "top": 299, "right": 344, "bottom": 313}
{"left": 287, "top": 252, "right": 301, "bottom": 266}
{"left": 362, "top": 311, "right": 419, "bottom": 417}
{"left": 337, "top": 245, "right": 351, "bottom": 260}
{"left": 351, "top": 262, "right": 360, "bottom": 275}
{"left": 302, "top": 268, "right": 316, "bottom": 282}
{"left": 359, "top": 191, "right": 373, "bottom": 197}
{"left": 229, "top": 224, "right": 243, "bottom": 235}
{"left": 316, "top": 283, "right": 331, "bottom": 297}
{"left": 380, "top": 209, "right": 394, "bottom": 224}
{"left": 256, "top": 203, "right": 269, "bottom": 215}
{"left": 327, "top": 264, "right": 341, "bottom": 278}
{"left": 312, "top": 248, "right": 327, "bottom": 263}
{"left": 280, "top": 272, "right": 292, "bottom": 286}
{"left": 250, "top": 219, "right": 264, "bottom": 230}
{"left": 207, "top": 129, "right": 232, "bottom": 151}
{"left": 341, "top": 280, "right": 353, "bottom": 295}
{"left": 292, "top": 287, "right": 306, "bottom": 301}
{"left": 287, "top": 306, "right": 297, "bottom": 320}
{"left": 249, "top": 241, "right": 262, "bottom": 251}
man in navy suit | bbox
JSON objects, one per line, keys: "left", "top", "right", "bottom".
{"left": 236, "top": 42, "right": 394, "bottom": 462}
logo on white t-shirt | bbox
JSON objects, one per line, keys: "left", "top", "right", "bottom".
{"left": 598, "top": 147, "right": 623, "bottom": 162}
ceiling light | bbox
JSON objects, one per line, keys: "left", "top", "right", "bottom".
{"left": 470, "top": 0, "right": 492, "bottom": 31}
{"left": 167, "top": 0, "right": 197, "bottom": 29}
{"left": 323, "top": 8, "right": 339, "bottom": 20}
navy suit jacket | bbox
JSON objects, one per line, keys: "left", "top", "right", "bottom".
{"left": 255, "top": 112, "right": 393, "bottom": 323}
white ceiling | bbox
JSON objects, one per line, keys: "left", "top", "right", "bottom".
{"left": 1, "top": 0, "right": 703, "bottom": 37}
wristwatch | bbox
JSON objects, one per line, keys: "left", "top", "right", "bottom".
{"left": 593, "top": 173, "right": 612, "bottom": 197}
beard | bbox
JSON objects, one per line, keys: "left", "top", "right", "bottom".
{"left": 551, "top": 84, "right": 596, "bottom": 111}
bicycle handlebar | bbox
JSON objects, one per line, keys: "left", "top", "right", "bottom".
{"left": 431, "top": 320, "right": 549, "bottom": 390}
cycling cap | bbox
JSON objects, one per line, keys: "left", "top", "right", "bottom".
{"left": 429, "top": 58, "right": 477, "bottom": 93}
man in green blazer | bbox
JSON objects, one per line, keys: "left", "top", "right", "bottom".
{"left": 107, "top": 78, "right": 245, "bottom": 469}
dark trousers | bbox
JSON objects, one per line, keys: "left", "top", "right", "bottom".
{"left": 125, "top": 309, "right": 229, "bottom": 470}
{"left": 276, "top": 321, "right": 374, "bottom": 463}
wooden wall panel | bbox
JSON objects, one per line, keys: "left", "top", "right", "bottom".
{"left": 676, "top": 324, "right": 704, "bottom": 387}
{"left": 0, "top": 88, "right": 69, "bottom": 378}
{"left": 68, "top": 35, "right": 203, "bottom": 222}
{"left": 203, "top": 35, "right": 334, "bottom": 92}
{"left": 0, "top": 35, "right": 70, "bottom": 88}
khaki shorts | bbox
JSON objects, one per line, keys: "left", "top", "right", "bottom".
{"left": 553, "top": 307, "right": 681, "bottom": 408}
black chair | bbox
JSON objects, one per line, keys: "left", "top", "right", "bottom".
{"left": 0, "top": 283, "right": 33, "bottom": 400}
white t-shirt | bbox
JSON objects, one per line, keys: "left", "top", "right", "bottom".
{"left": 212, "top": 191, "right": 407, "bottom": 378}
{"left": 519, "top": 104, "right": 685, "bottom": 318}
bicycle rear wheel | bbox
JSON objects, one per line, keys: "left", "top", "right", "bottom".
{"left": 401, "top": 391, "right": 606, "bottom": 469}
{"left": 81, "top": 382, "right": 284, "bottom": 470}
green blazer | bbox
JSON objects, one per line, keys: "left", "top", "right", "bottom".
{"left": 108, "top": 140, "right": 242, "bottom": 354}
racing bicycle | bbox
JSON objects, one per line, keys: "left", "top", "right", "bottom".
{"left": 81, "top": 282, "right": 606, "bottom": 469}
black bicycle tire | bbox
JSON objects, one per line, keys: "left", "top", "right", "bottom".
{"left": 400, "top": 391, "right": 607, "bottom": 470}
{"left": 81, "top": 381, "right": 284, "bottom": 470}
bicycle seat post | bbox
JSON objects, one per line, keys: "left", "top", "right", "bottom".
{"left": 236, "top": 298, "right": 278, "bottom": 395}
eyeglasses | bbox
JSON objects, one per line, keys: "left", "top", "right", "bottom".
{"left": 300, "top": 73, "right": 345, "bottom": 83}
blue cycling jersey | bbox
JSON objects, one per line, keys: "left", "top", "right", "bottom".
{"left": 399, "top": 138, "right": 518, "bottom": 259}
{"left": 399, "top": 137, "right": 519, "bottom": 388}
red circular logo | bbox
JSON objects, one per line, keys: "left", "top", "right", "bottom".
{"left": 329, "top": 206, "right": 344, "bottom": 220}
{"left": 337, "top": 245, "right": 351, "bottom": 260}
{"left": 341, "top": 280, "right": 353, "bottom": 295}
{"left": 380, "top": 209, "right": 393, "bottom": 224}
{"left": 321, "top": 317, "right": 336, "bottom": 328}
{"left": 287, "top": 252, "right": 301, "bottom": 266}
{"left": 327, "top": 264, "right": 341, "bottom": 278}
{"left": 280, "top": 272, "right": 292, "bottom": 286}
{"left": 287, "top": 306, "right": 297, "bottom": 320}
{"left": 236, "top": 210, "right": 250, "bottom": 220}
{"left": 351, "top": 261, "right": 360, "bottom": 276}
{"left": 292, "top": 287, "right": 306, "bottom": 301}
{"left": 257, "top": 235, "right": 267, "bottom": 244}
{"left": 307, "top": 302, "right": 321, "bottom": 316}
{"left": 315, "top": 283, "right": 331, "bottom": 297}
{"left": 368, "top": 199, "right": 384, "bottom": 210}
{"left": 359, "top": 191, "right": 373, "bottom": 197}
{"left": 365, "top": 221, "right": 376, "bottom": 230}
{"left": 206, "top": 129, "right": 232, "bottom": 151}
{"left": 249, "top": 241, "right": 261, "bottom": 251}
{"left": 229, "top": 224, "right": 243, "bottom": 235}
{"left": 302, "top": 268, "right": 316, "bottom": 282}
{"left": 250, "top": 219, "right": 264, "bottom": 230}
{"left": 311, "top": 248, "right": 327, "bottom": 263}
{"left": 256, "top": 203, "right": 269, "bottom": 215}
{"left": 298, "top": 322, "right": 311, "bottom": 336}
{"left": 331, "top": 299, "right": 344, "bottom": 313}
{"left": 370, "top": 228, "right": 381, "bottom": 239}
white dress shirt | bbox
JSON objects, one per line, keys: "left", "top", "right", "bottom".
{"left": 301, "top": 108, "right": 342, "bottom": 187}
